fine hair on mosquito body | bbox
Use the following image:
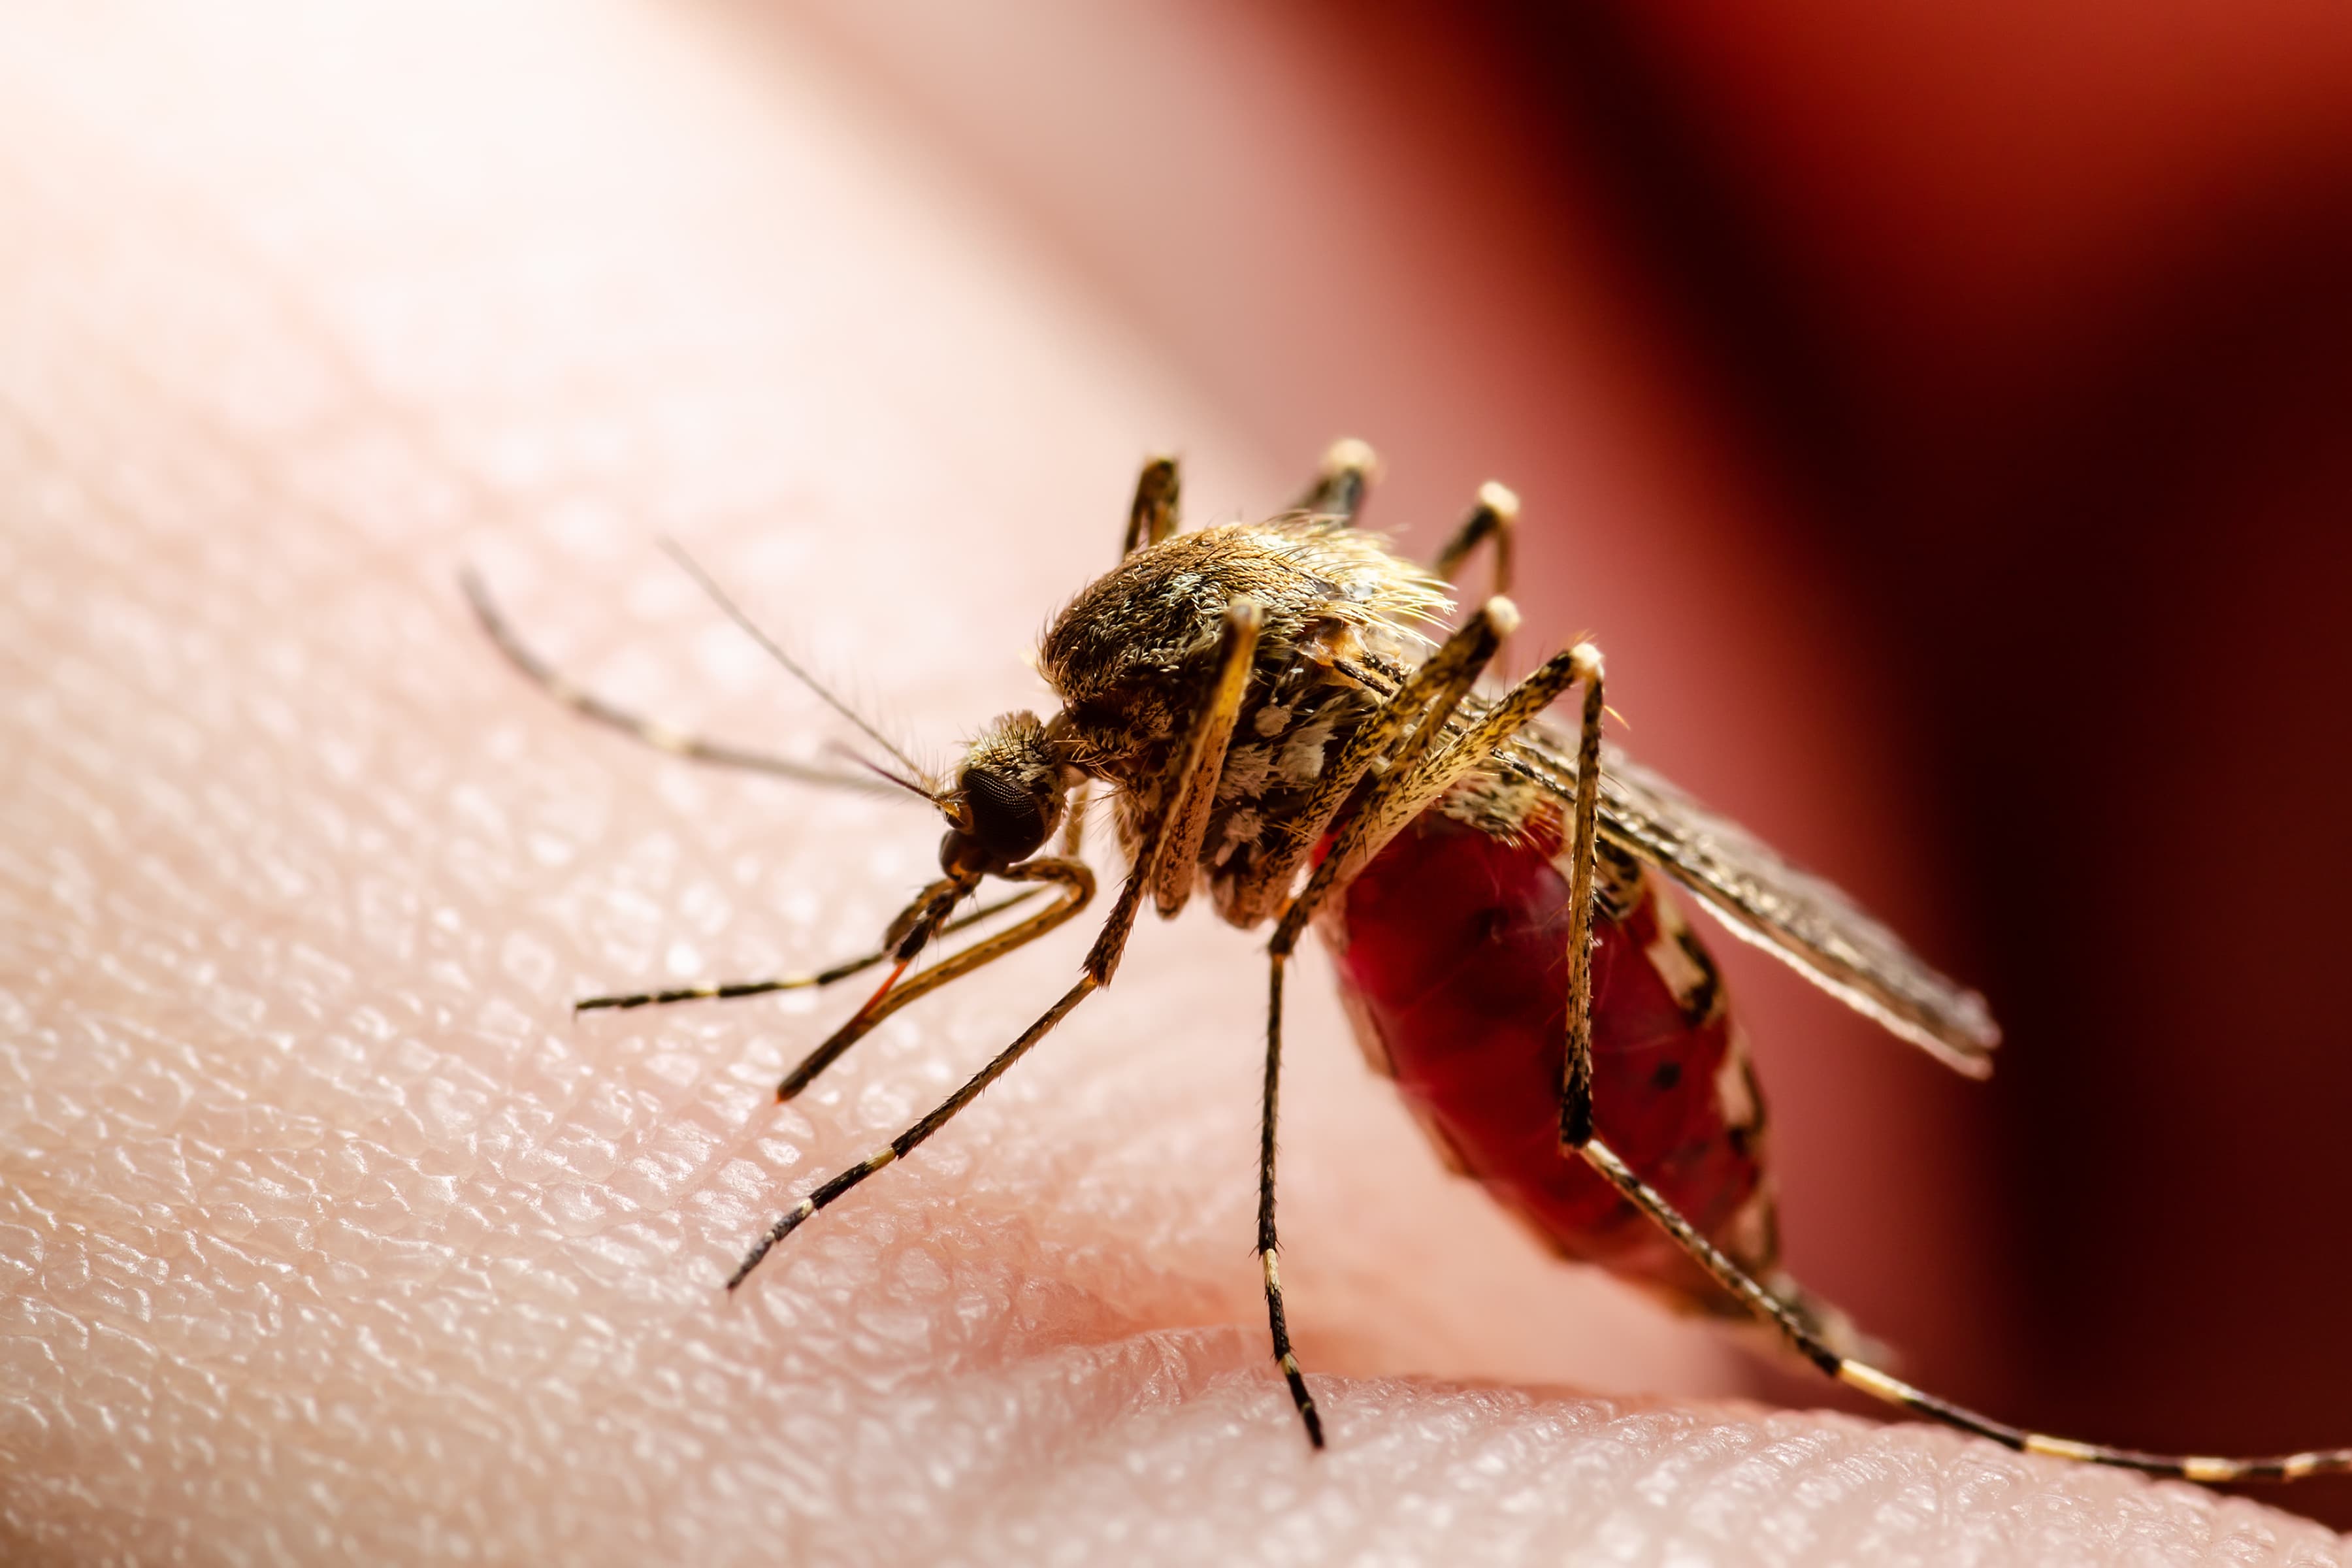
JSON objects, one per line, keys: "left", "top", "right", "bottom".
{"left": 466, "top": 438, "right": 2352, "bottom": 1486}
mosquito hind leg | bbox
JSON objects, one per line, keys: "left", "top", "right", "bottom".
{"left": 1576, "top": 1136, "right": 2352, "bottom": 1484}
{"left": 1507, "top": 649, "right": 2348, "bottom": 1481}
{"left": 1314, "top": 634, "right": 2351, "bottom": 1484}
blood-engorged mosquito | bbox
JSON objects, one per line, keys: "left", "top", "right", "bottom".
{"left": 465, "top": 440, "right": 2351, "bottom": 1484}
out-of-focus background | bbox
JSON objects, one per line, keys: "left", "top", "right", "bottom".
{"left": 776, "top": 0, "right": 2352, "bottom": 1525}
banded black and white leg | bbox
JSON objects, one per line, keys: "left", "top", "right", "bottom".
{"left": 1513, "top": 655, "right": 2352, "bottom": 1484}
{"left": 573, "top": 880, "right": 1059, "bottom": 1018}
{"left": 724, "top": 598, "right": 1267, "bottom": 1289}
{"left": 779, "top": 858, "right": 1096, "bottom": 1101}
{"left": 1246, "top": 606, "right": 1600, "bottom": 1446}
{"left": 1568, "top": 1133, "right": 2352, "bottom": 1481}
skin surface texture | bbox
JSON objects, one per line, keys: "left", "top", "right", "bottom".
{"left": 3, "top": 3, "right": 2346, "bottom": 1563}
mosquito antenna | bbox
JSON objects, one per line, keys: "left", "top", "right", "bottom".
{"left": 659, "top": 537, "right": 928, "bottom": 781}
{"left": 834, "top": 743, "right": 941, "bottom": 805}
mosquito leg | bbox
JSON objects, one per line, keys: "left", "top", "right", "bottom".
{"left": 1285, "top": 638, "right": 1601, "bottom": 930}
{"left": 1267, "top": 634, "right": 2350, "bottom": 1482}
{"left": 460, "top": 569, "right": 898, "bottom": 795}
{"left": 1121, "top": 454, "right": 1183, "bottom": 557}
{"left": 1435, "top": 647, "right": 2352, "bottom": 1480}
{"left": 1430, "top": 481, "right": 1518, "bottom": 600}
{"left": 1247, "top": 633, "right": 1597, "bottom": 1443}
{"left": 1257, "top": 945, "right": 1323, "bottom": 1446}
{"left": 727, "top": 973, "right": 1100, "bottom": 1289}
{"left": 1576, "top": 1136, "right": 2352, "bottom": 1484}
{"left": 573, "top": 885, "right": 1046, "bottom": 1014}
{"left": 1149, "top": 600, "right": 1264, "bottom": 917}
{"left": 1290, "top": 437, "right": 1380, "bottom": 525}
{"left": 772, "top": 857, "right": 1094, "bottom": 1100}
{"left": 728, "top": 598, "right": 1264, "bottom": 1286}
{"left": 580, "top": 949, "right": 886, "bottom": 1015}
{"left": 1555, "top": 647, "right": 1607, "bottom": 1151}
{"left": 1241, "top": 604, "right": 1531, "bottom": 1447}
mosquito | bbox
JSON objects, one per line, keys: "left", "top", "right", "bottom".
{"left": 465, "top": 440, "right": 2349, "bottom": 1484}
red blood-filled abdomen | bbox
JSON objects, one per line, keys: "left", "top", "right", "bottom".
{"left": 1320, "top": 800, "right": 1776, "bottom": 1313}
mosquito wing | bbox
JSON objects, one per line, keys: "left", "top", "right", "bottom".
{"left": 1499, "top": 721, "right": 2001, "bottom": 1078}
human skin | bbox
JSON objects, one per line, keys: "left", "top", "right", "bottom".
{"left": 1, "top": 3, "right": 2344, "bottom": 1564}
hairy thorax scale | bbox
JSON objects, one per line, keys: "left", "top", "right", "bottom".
{"left": 1035, "top": 519, "right": 1444, "bottom": 925}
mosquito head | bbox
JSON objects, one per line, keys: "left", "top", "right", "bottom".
{"left": 936, "top": 710, "right": 1070, "bottom": 877}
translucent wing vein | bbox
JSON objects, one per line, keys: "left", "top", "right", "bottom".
{"left": 1346, "top": 655, "right": 2000, "bottom": 1076}
{"left": 1505, "top": 726, "right": 1999, "bottom": 1076}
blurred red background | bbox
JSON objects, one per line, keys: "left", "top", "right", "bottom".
{"left": 766, "top": 0, "right": 2352, "bottom": 1523}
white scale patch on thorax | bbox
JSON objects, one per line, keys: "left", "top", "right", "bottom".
{"left": 1218, "top": 741, "right": 1275, "bottom": 803}
{"left": 1214, "top": 806, "right": 1265, "bottom": 866}
{"left": 1275, "top": 719, "right": 1333, "bottom": 786}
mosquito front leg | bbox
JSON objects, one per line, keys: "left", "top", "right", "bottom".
{"left": 1120, "top": 454, "right": 1182, "bottom": 557}
{"left": 727, "top": 600, "right": 1264, "bottom": 1288}
{"left": 1150, "top": 600, "right": 1263, "bottom": 917}
{"left": 1290, "top": 437, "right": 1379, "bottom": 526}
{"left": 1074, "top": 594, "right": 1256, "bottom": 983}
{"left": 575, "top": 883, "right": 1047, "bottom": 1014}
{"left": 725, "top": 973, "right": 1100, "bottom": 1289}
{"left": 770, "top": 857, "right": 1094, "bottom": 1101}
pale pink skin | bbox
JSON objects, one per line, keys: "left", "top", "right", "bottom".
{"left": 3, "top": 5, "right": 2343, "bottom": 1563}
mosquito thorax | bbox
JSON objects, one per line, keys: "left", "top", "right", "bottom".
{"left": 1037, "top": 519, "right": 1448, "bottom": 921}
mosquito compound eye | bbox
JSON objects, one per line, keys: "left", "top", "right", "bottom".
{"left": 959, "top": 766, "right": 1049, "bottom": 863}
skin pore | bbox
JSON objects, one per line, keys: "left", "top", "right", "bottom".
{"left": 3, "top": 3, "right": 2342, "bottom": 1561}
